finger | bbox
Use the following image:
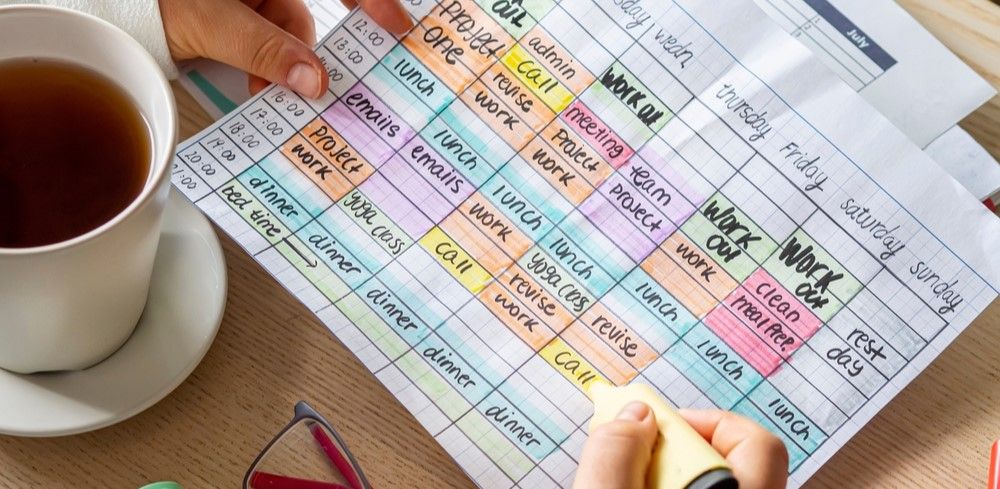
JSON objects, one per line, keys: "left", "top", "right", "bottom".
{"left": 180, "top": 0, "right": 328, "bottom": 98}
{"left": 248, "top": 0, "right": 318, "bottom": 94}
{"left": 573, "top": 402, "right": 657, "bottom": 489}
{"left": 357, "top": 0, "right": 413, "bottom": 34}
{"left": 258, "top": 0, "right": 316, "bottom": 45}
{"left": 340, "top": 0, "right": 358, "bottom": 8}
{"left": 679, "top": 409, "right": 789, "bottom": 489}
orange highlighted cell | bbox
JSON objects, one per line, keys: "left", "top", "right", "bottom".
{"left": 301, "top": 118, "right": 374, "bottom": 186}
{"left": 459, "top": 79, "right": 534, "bottom": 149}
{"left": 439, "top": 211, "right": 512, "bottom": 276}
{"left": 281, "top": 134, "right": 354, "bottom": 201}
{"left": 518, "top": 25, "right": 594, "bottom": 93}
{"left": 641, "top": 247, "right": 717, "bottom": 319}
{"left": 480, "top": 281, "right": 556, "bottom": 351}
{"left": 540, "top": 120, "right": 614, "bottom": 187}
{"left": 458, "top": 193, "right": 533, "bottom": 259}
{"left": 401, "top": 24, "right": 476, "bottom": 93}
{"left": 519, "top": 137, "right": 592, "bottom": 205}
{"left": 561, "top": 321, "right": 637, "bottom": 385}
{"left": 481, "top": 62, "right": 555, "bottom": 131}
{"left": 660, "top": 233, "right": 739, "bottom": 302}
{"left": 581, "top": 302, "right": 658, "bottom": 370}
{"left": 421, "top": 1, "right": 513, "bottom": 76}
{"left": 497, "top": 265, "right": 576, "bottom": 331}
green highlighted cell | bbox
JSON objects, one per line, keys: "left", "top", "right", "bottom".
{"left": 681, "top": 194, "right": 779, "bottom": 281}
{"left": 337, "top": 293, "right": 410, "bottom": 360}
{"left": 398, "top": 349, "right": 471, "bottom": 421}
{"left": 764, "top": 230, "right": 862, "bottom": 321}
{"left": 474, "top": 0, "right": 555, "bottom": 38}
{"left": 275, "top": 234, "right": 351, "bottom": 302}
{"left": 457, "top": 410, "right": 534, "bottom": 480}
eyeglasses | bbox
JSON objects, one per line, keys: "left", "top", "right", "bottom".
{"left": 245, "top": 401, "right": 371, "bottom": 489}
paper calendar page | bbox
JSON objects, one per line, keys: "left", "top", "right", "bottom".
{"left": 171, "top": 1, "right": 1000, "bottom": 487}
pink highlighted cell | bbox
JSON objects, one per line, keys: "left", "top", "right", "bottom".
{"left": 704, "top": 306, "right": 784, "bottom": 376}
{"left": 561, "top": 100, "right": 634, "bottom": 168}
{"left": 340, "top": 83, "right": 416, "bottom": 148}
{"left": 321, "top": 102, "right": 394, "bottom": 166}
{"left": 359, "top": 173, "right": 433, "bottom": 239}
{"left": 743, "top": 268, "right": 822, "bottom": 340}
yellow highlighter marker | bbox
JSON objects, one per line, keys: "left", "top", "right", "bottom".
{"left": 589, "top": 383, "right": 738, "bottom": 489}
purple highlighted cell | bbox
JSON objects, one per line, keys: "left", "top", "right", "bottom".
{"left": 638, "top": 145, "right": 709, "bottom": 208}
{"left": 380, "top": 155, "right": 453, "bottom": 225}
{"left": 359, "top": 172, "right": 433, "bottom": 239}
{"left": 322, "top": 101, "right": 395, "bottom": 167}
{"left": 340, "top": 83, "right": 416, "bottom": 148}
{"left": 400, "top": 136, "right": 475, "bottom": 206}
{"left": 578, "top": 192, "right": 660, "bottom": 262}
{"left": 613, "top": 164, "right": 697, "bottom": 227}
{"left": 598, "top": 173, "right": 676, "bottom": 244}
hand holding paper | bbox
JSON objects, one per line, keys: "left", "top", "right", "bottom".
{"left": 159, "top": 0, "right": 412, "bottom": 97}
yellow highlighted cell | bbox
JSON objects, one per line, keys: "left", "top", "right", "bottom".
{"left": 501, "top": 45, "right": 575, "bottom": 113}
{"left": 539, "top": 338, "right": 610, "bottom": 394}
{"left": 420, "top": 227, "right": 493, "bottom": 293}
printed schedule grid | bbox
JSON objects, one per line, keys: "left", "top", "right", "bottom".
{"left": 170, "top": 1, "right": 997, "bottom": 487}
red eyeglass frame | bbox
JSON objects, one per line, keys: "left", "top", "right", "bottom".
{"left": 244, "top": 401, "right": 372, "bottom": 489}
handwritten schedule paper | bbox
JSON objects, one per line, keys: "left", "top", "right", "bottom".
{"left": 172, "top": 0, "right": 1000, "bottom": 487}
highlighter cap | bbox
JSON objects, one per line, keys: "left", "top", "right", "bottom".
{"left": 688, "top": 468, "right": 737, "bottom": 489}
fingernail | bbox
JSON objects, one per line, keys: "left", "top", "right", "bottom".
{"left": 616, "top": 402, "right": 650, "bottom": 422}
{"left": 287, "top": 62, "right": 321, "bottom": 98}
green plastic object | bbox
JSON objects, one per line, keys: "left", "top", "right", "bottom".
{"left": 138, "top": 482, "right": 182, "bottom": 489}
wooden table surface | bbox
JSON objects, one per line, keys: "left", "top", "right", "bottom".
{"left": 1, "top": 1, "right": 998, "bottom": 488}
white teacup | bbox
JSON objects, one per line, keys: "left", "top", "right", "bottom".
{"left": 0, "top": 6, "right": 176, "bottom": 373}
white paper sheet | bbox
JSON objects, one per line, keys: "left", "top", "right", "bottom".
{"left": 171, "top": 1, "right": 1000, "bottom": 487}
{"left": 181, "top": 0, "right": 1000, "bottom": 202}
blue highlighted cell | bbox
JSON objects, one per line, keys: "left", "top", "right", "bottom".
{"left": 557, "top": 211, "right": 633, "bottom": 281}
{"left": 497, "top": 381, "right": 572, "bottom": 446}
{"left": 421, "top": 117, "right": 496, "bottom": 187}
{"left": 748, "top": 382, "right": 827, "bottom": 454}
{"left": 434, "top": 318, "right": 510, "bottom": 389}
{"left": 237, "top": 164, "right": 315, "bottom": 230}
{"left": 683, "top": 323, "right": 763, "bottom": 394}
{"left": 537, "top": 229, "right": 615, "bottom": 296}
{"left": 499, "top": 158, "right": 573, "bottom": 224}
{"left": 664, "top": 341, "right": 742, "bottom": 409}
{"left": 620, "top": 268, "right": 698, "bottom": 336}
{"left": 438, "top": 103, "right": 513, "bottom": 169}
{"left": 381, "top": 45, "right": 455, "bottom": 112}
{"left": 481, "top": 173, "right": 555, "bottom": 242}
{"left": 732, "top": 400, "right": 808, "bottom": 471}
{"left": 374, "top": 266, "right": 450, "bottom": 329}
{"left": 314, "top": 205, "right": 394, "bottom": 273}
{"left": 601, "top": 285, "right": 678, "bottom": 353}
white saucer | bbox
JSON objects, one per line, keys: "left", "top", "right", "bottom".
{"left": 0, "top": 190, "right": 227, "bottom": 437}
